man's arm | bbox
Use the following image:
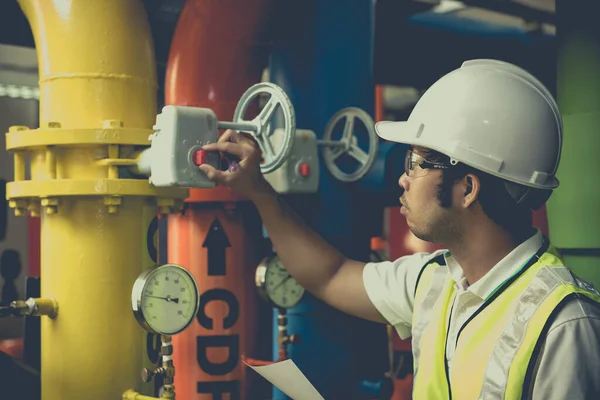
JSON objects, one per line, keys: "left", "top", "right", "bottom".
{"left": 528, "top": 300, "right": 600, "bottom": 399}
{"left": 198, "top": 131, "right": 384, "bottom": 322}
{"left": 199, "top": 129, "right": 417, "bottom": 326}
{"left": 252, "top": 185, "right": 386, "bottom": 323}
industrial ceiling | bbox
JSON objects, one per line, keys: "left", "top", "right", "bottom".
{"left": 0, "top": 1, "right": 557, "bottom": 96}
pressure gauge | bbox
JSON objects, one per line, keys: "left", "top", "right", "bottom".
{"left": 132, "top": 264, "right": 200, "bottom": 335}
{"left": 256, "top": 254, "right": 305, "bottom": 309}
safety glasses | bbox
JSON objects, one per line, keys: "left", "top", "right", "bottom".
{"left": 404, "top": 149, "right": 450, "bottom": 178}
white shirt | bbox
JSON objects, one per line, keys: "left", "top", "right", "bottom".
{"left": 362, "top": 229, "right": 600, "bottom": 399}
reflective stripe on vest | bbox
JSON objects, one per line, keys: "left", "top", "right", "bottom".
{"left": 411, "top": 243, "right": 600, "bottom": 400}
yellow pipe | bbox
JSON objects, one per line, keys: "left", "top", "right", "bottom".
{"left": 13, "top": 1, "right": 186, "bottom": 399}
{"left": 21, "top": 2, "right": 157, "bottom": 129}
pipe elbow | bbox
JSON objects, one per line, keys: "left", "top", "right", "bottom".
{"left": 18, "top": 0, "right": 157, "bottom": 129}
{"left": 165, "top": 0, "right": 275, "bottom": 114}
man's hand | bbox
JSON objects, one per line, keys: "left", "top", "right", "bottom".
{"left": 199, "top": 129, "right": 272, "bottom": 199}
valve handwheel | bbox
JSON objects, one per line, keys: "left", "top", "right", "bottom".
{"left": 321, "top": 107, "right": 379, "bottom": 182}
{"left": 232, "top": 82, "right": 296, "bottom": 174}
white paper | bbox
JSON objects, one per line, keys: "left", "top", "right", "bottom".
{"left": 245, "top": 359, "right": 325, "bottom": 400}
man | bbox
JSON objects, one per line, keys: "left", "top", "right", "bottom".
{"left": 199, "top": 60, "right": 600, "bottom": 399}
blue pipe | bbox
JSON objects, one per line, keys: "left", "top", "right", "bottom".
{"left": 268, "top": 1, "right": 388, "bottom": 398}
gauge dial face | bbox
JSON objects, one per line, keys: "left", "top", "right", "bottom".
{"left": 265, "top": 255, "right": 305, "bottom": 309}
{"left": 133, "top": 264, "right": 199, "bottom": 335}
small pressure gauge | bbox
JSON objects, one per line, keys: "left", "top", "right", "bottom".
{"left": 132, "top": 264, "right": 200, "bottom": 335}
{"left": 256, "top": 254, "right": 305, "bottom": 309}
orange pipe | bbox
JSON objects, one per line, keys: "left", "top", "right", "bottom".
{"left": 168, "top": 207, "right": 261, "bottom": 399}
{"left": 165, "top": 1, "right": 274, "bottom": 399}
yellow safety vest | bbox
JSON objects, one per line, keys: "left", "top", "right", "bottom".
{"left": 411, "top": 241, "right": 600, "bottom": 399}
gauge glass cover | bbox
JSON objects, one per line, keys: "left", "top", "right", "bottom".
{"left": 265, "top": 255, "right": 304, "bottom": 309}
{"left": 133, "top": 264, "right": 199, "bottom": 335}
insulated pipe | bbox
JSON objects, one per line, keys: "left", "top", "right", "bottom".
{"left": 546, "top": 0, "right": 600, "bottom": 287}
{"left": 10, "top": 1, "right": 187, "bottom": 399}
{"left": 165, "top": 1, "right": 273, "bottom": 398}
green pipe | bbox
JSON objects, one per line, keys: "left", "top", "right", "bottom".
{"left": 547, "top": 0, "right": 600, "bottom": 286}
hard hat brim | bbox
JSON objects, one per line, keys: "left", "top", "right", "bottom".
{"left": 375, "top": 120, "right": 560, "bottom": 190}
{"left": 375, "top": 120, "right": 451, "bottom": 151}
{"left": 375, "top": 119, "right": 456, "bottom": 164}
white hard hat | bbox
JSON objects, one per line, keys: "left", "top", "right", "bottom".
{"left": 376, "top": 59, "right": 562, "bottom": 190}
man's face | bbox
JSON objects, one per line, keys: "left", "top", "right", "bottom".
{"left": 398, "top": 146, "right": 461, "bottom": 244}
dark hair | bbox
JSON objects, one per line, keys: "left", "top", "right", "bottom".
{"left": 420, "top": 148, "right": 535, "bottom": 241}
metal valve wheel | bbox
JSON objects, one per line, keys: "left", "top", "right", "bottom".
{"left": 232, "top": 82, "right": 296, "bottom": 174}
{"left": 321, "top": 108, "right": 379, "bottom": 182}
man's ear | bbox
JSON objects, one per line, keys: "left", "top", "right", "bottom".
{"left": 463, "top": 174, "right": 480, "bottom": 208}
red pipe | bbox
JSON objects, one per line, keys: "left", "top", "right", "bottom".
{"left": 532, "top": 207, "right": 549, "bottom": 237}
{"left": 165, "top": 1, "right": 274, "bottom": 399}
{"left": 166, "top": 0, "right": 274, "bottom": 203}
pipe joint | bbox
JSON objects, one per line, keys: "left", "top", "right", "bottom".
{"left": 1, "top": 297, "right": 59, "bottom": 319}
{"left": 133, "top": 336, "right": 177, "bottom": 398}
{"left": 5, "top": 121, "right": 189, "bottom": 216}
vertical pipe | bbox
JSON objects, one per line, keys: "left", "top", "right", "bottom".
{"left": 15, "top": 1, "right": 175, "bottom": 398}
{"left": 168, "top": 205, "right": 262, "bottom": 399}
{"left": 165, "top": 1, "right": 273, "bottom": 398}
{"left": 269, "top": 1, "right": 388, "bottom": 398}
{"left": 547, "top": 0, "right": 600, "bottom": 286}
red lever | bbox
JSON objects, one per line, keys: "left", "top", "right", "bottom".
{"left": 299, "top": 163, "right": 310, "bottom": 177}
{"left": 193, "top": 149, "right": 206, "bottom": 165}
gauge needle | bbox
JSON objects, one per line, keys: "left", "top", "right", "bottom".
{"left": 147, "top": 295, "right": 179, "bottom": 304}
{"left": 272, "top": 275, "right": 292, "bottom": 292}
